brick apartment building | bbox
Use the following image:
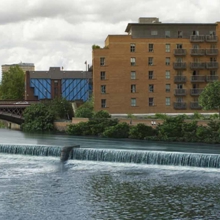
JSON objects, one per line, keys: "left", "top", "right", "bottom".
{"left": 92, "top": 17, "right": 220, "bottom": 114}
{"left": 25, "top": 67, "right": 92, "bottom": 101}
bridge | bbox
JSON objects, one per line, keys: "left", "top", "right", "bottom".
{"left": 0, "top": 100, "right": 39, "bottom": 124}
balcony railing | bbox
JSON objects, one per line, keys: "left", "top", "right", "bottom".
{"left": 206, "top": 35, "right": 218, "bottom": 42}
{"left": 190, "top": 88, "right": 204, "bottom": 96}
{"left": 174, "top": 49, "right": 187, "bottom": 56}
{"left": 206, "top": 49, "right": 218, "bottom": 56}
{"left": 190, "top": 102, "right": 202, "bottom": 109}
{"left": 206, "top": 75, "right": 219, "bottom": 82}
{"left": 173, "top": 62, "right": 187, "bottom": 69}
{"left": 190, "top": 62, "right": 206, "bottom": 69}
{"left": 191, "top": 75, "right": 206, "bottom": 82}
{"left": 190, "top": 35, "right": 205, "bottom": 42}
{"left": 174, "top": 89, "right": 186, "bottom": 96}
{"left": 174, "top": 76, "right": 187, "bottom": 83}
{"left": 174, "top": 102, "right": 187, "bottom": 109}
{"left": 206, "top": 62, "right": 219, "bottom": 69}
{"left": 190, "top": 49, "right": 205, "bottom": 56}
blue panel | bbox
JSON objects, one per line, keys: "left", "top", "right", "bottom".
{"left": 30, "top": 79, "right": 51, "bottom": 100}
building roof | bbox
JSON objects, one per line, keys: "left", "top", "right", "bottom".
{"left": 2, "top": 62, "right": 34, "bottom": 67}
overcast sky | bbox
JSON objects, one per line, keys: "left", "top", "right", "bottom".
{"left": 0, "top": 0, "right": 220, "bottom": 80}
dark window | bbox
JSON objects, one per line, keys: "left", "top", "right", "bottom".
{"left": 101, "top": 99, "right": 106, "bottom": 108}
{"left": 100, "top": 71, "right": 106, "bottom": 80}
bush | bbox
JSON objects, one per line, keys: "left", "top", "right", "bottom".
{"left": 129, "top": 123, "right": 155, "bottom": 139}
{"left": 103, "top": 122, "right": 130, "bottom": 138}
{"left": 75, "top": 107, "right": 94, "bottom": 118}
{"left": 93, "top": 110, "right": 111, "bottom": 119}
{"left": 66, "top": 122, "right": 91, "bottom": 136}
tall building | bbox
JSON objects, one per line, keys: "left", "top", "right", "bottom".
{"left": 2, "top": 62, "right": 35, "bottom": 73}
{"left": 25, "top": 67, "right": 92, "bottom": 101}
{"left": 92, "top": 17, "right": 220, "bottom": 114}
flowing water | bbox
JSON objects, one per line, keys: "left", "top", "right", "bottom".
{"left": 1, "top": 129, "right": 220, "bottom": 220}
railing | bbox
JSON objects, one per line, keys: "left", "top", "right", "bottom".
{"left": 191, "top": 75, "right": 206, "bottom": 82}
{"left": 173, "top": 102, "right": 187, "bottom": 109}
{"left": 173, "top": 62, "right": 187, "bottom": 69}
{"left": 190, "top": 49, "right": 205, "bottom": 56}
{"left": 174, "top": 76, "right": 187, "bottom": 83}
{"left": 190, "top": 35, "right": 205, "bottom": 42}
{"left": 206, "top": 62, "right": 219, "bottom": 69}
{"left": 206, "top": 75, "right": 219, "bottom": 82}
{"left": 190, "top": 102, "right": 202, "bottom": 109}
{"left": 206, "top": 35, "right": 218, "bottom": 42}
{"left": 174, "top": 49, "right": 187, "bottom": 56}
{"left": 190, "top": 62, "right": 206, "bottom": 69}
{"left": 206, "top": 49, "right": 218, "bottom": 56}
{"left": 190, "top": 88, "right": 204, "bottom": 96}
{"left": 174, "top": 89, "right": 186, "bottom": 96}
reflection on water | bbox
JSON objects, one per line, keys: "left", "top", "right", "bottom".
{"left": 0, "top": 154, "right": 220, "bottom": 220}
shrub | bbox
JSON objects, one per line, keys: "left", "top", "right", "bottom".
{"left": 155, "top": 113, "right": 168, "bottom": 120}
{"left": 129, "top": 123, "right": 155, "bottom": 139}
{"left": 103, "top": 122, "right": 130, "bottom": 138}
{"left": 66, "top": 122, "right": 91, "bottom": 136}
{"left": 75, "top": 107, "right": 94, "bottom": 118}
{"left": 93, "top": 110, "right": 111, "bottom": 119}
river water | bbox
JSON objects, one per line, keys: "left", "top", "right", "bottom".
{"left": 1, "top": 129, "right": 220, "bottom": 220}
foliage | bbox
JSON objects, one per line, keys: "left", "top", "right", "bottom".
{"left": 66, "top": 122, "right": 91, "bottom": 136}
{"left": 93, "top": 110, "right": 111, "bottom": 119}
{"left": 102, "top": 122, "right": 130, "bottom": 138}
{"left": 0, "top": 66, "right": 25, "bottom": 100}
{"left": 21, "top": 103, "right": 55, "bottom": 132}
{"left": 75, "top": 97, "right": 94, "bottom": 118}
{"left": 199, "top": 81, "right": 220, "bottom": 116}
{"left": 191, "top": 112, "right": 205, "bottom": 120}
{"left": 155, "top": 113, "right": 168, "bottom": 120}
{"left": 92, "top": 44, "right": 101, "bottom": 49}
{"left": 0, "top": 120, "right": 6, "bottom": 128}
{"left": 129, "top": 123, "right": 155, "bottom": 139}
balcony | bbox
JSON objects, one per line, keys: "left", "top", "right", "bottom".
{"left": 190, "top": 35, "right": 205, "bottom": 42}
{"left": 174, "top": 89, "right": 186, "bottom": 96}
{"left": 206, "top": 35, "right": 218, "bottom": 42}
{"left": 174, "top": 102, "right": 187, "bottom": 109}
{"left": 190, "top": 102, "right": 202, "bottom": 109}
{"left": 206, "top": 62, "right": 219, "bottom": 69}
{"left": 191, "top": 75, "right": 206, "bottom": 82}
{"left": 173, "top": 62, "right": 187, "bottom": 69}
{"left": 174, "top": 49, "right": 187, "bottom": 56}
{"left": 190, "top": 49, "right": 205, "bottom": 56}
{"left": 206, "top": 75, "right": 219, "bottom": 82}
{"left": 190, "top": 62, "right": 206, "bottom": 69}
{"left": 190, "top": 88, "right": 204, "bottom": 96}
{"left": 174, "top": 76, "right": 187, "bottom": 83}
{"left": 206, "top": 49, "right": 218, "bottom": 56}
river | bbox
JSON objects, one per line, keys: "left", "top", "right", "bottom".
{"left": 0, "top": 128, "right": 220, "bottom": 220}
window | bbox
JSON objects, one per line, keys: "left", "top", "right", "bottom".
{"left": 131, "top": 84, "right": 136, "bottom": 93}
{"left": 165, "top": 70, "right": 170, "bottom": 79}
{"left": 178, "top": 31, "right": 183, "bottom": 38}
{"left": 165, "top": 57, "right": 170, "bottom": 65}
{"left": 100, "top": 71, "right": 106, "bottom": 80}
{"left": 210, "top": 31, "right": 216, "bottom": 36}
{"left": 148, "top": 57, "right": 153, "bottom": 65}
{"left": 177, "top": 84, "right": 183, "bottom": 89}
{"left": 176, "top": 97, "right": 183, "bottom": 102}
{"left": 166, "top": 97, "right": 170, "bottom": 106}
{"left": 131, "top": 98, "right": 136, "bottom": 107}
{"left": 148, "top": 71, "right": 154, "bottom": 79}
{"left": 149, "top": 98, "right": 154, "bottom": 106}
{"left": 193, "top": 44, "right": 199, "bottom": 49}
{"left": 131, "top": 71, "right": 136, "bottom": 79}
{"left": 177, "top": 71, "right": 183, "bottom": 76}
{"left": 192, "top": 30, "right": 199, "bottom": 36}
{"left": 151, "top": 30, "right": 158, "bottom": 35}
{"left": 149, "top": 84, "right": 154, "bottom": 92}
{"left": 210, "top": 70, "right": 216, "bottom": 76}
{"left": 176, "top": 44, "right": 183, "bottom": 49}
{"left": 101, "top": 85, "right": 106, "bottom": 94}
{"left": 165, "top": 44, "right": 170, "bottom": 52}
{"left": 149, "top": 44, "right": 154, "bottom": 52}
{"left": 100, "top": 57, "right": 105, "bottom": 66}
{"left": 166, "top": 84, "right": 170, "bottom": 92}
{"left": 101, "top": 99, "right": 106, "bottom": 108}
{"left": 165, "top": 30, "right": 170, "bottom": 38}
{"left": 211, "top": 44, "right": 216, "bottom": 49}
{"left": 176, "top": 57, "right": 183, "bottom": 63}
{"left": 130, "top": 43, "right": 135, "bottom": 52}
{"left": 131, "top": 57, "right": 136, "bottom": 66}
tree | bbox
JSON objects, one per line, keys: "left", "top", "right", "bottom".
{"left": 0, "top": 66, "right": 25, "bottom": 100}
{"left": 199, "top": 81, "right": 220, "bottom": 117}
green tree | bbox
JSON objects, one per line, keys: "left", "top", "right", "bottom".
{"left": 75, "top": 96, "right": 94, "bottom": 118}
{"left": 199, "top": 81, "right": 220, "bottom": 117}
{"left": 21, "top": 103, "right": 55, "bottom": 132}
{"left": 0, "top": 66, "right": 25, "bottom": 100}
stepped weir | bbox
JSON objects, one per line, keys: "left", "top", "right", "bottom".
{"left": 0, "top": 144, "right": 220, "bottom": 168}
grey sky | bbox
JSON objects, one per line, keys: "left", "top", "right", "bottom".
{"left": 0, "top": 0, "right": 220, "bottom": 80}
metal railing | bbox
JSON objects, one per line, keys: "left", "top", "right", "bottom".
{"left": 206, "top": 62, "right": 219, "bottom": 69}
{"left": 174, "top": 89, "right": 186, "bottom": 96}
{"left": 206, "top": 49, "right": 218, "bottom": 56}
{"left": 173, "top": 62, "right": 187, "bottom": 69}
{"left": 206, "top": 75, "right": 219, "bottom": 82}
{"left": 206, "top": 35, "right": 218, "bottom": 42}
{"left": 191, "top": 75, "right": 206, "bottom": 82}
{"left": 174, "top": 76, "right": 186, "bottom": 83}
{"left": 174, "top": 102, "right": 187, "bottom": 109}
{"left": 190, "top": 49, "right": 205, "bottom": 56}
{"left": 190, "top": 102, "right": 202, "bottom": 109}
{"left": 190, "top": 88, "right": 204, "bottom": 96}
{"left": 190, "top": 62, "right": 206, "bottom": 69}
{"left": 174, "top": 49, "right": 187, "bottom": 56}
{"left": 190, "top": 35, "right": 205, "bottom": 42}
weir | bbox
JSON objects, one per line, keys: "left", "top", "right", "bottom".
{"left": 72, "top": 148, "right": 220, "bottom": 168}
